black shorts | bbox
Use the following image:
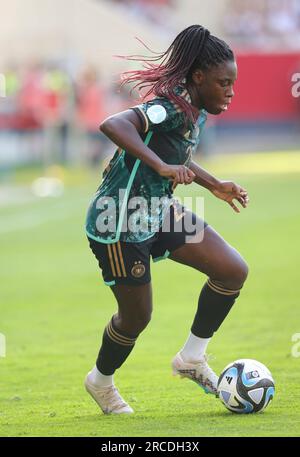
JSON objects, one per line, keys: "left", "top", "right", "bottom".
{"left": 88, "top": 201, "right": 208, "bottom": 286}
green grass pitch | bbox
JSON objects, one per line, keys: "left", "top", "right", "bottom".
{"left": 0, "top": 152, "right": 300, "bottom": 437}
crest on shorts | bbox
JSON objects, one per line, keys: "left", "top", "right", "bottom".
{"left": 131, "top": 261, "right": 146, "bottom": 278}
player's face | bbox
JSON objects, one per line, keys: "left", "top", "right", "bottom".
{"left": 193, "top": 60, "right": 237, "bottom": 115}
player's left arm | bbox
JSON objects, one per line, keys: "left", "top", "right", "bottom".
{"left": 189, "top": 160, "right": 249, "bottom": 213}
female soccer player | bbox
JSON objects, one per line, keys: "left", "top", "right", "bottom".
{"left": 84, "top": 25, "right": 249, "bottom": 414}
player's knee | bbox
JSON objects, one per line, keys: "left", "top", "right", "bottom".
{"left": 216, "top": 253, "right": 248, "bottom": 291}
{"left": 227, "top": 257, "right": 249, "bottom": 290}
{"left": 237, "top": 258, "right": 249, "bottom": 286}
{"left": 132, "top": 310, "right": 152, "bottom": 333}
{"left": 118, "top": 309, "right": 152, "bottom": 335}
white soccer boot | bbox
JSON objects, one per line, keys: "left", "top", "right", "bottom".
{"left": 84, "top": 373, "right": 134, "bottom": 414}
{"left": 172, "top": 352, "right": 219, "bottom": 396}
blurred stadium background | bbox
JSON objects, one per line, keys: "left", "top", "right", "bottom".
{"left": 1, "top": 0, "right": 300, "bottom": 172}
{"left": 1, "top": 0, "right": 300, "bottom": 437}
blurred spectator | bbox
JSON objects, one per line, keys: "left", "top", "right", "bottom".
{"left": 222, "top": 0, "right": 265, "bottom": 45}
{"left": 17, "top": 62, "right": 45, "bottom": 130}
{"left": 101, "top": 0, "right": 176, "bottom": 30}
{"left": 4, "top": 65, "right": 20, "bottom": 98}
{"left": 0, "top": 61, "right": 117, "bottom": 167}
{"left": 41, "top": 64, "right": 71, "bottom": 126}
{"left": 76, "top": 67, "right": 106, "bottom": 132}
{"left": 42, "top": 64, "right": 73, "bottom": 163}
{"left": 75, "top": 66, "right": 109, "bottom": 166}
{"left": 265, "top": 0, "right": 300, "bottom": 48}
{"left": 222, "top": 0, "right": 300, "bottom": 49}
{"left": 0, "top": 58, "right": 139, "bottom": 169}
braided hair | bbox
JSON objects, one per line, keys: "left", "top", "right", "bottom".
{"left": 119, "top": 25, "right": 234, "bottom": 122}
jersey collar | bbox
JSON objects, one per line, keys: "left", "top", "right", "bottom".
{"left": 174, "top": 85, "right": 206, "bottom": 124}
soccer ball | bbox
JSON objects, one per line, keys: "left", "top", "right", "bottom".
{"left": 217, "top": 359, "right": 275, "bottom": 414}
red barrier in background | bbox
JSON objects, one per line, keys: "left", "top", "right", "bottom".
{"left": 220, "top": 52, "right": 300, "bottom": 122}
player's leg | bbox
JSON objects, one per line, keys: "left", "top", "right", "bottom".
{"left": 85, "top": 236, "right": 154, "bottom": 414}
{"left": 170, "top": 224, "right": 248, "bottom": 395}
{"left": 93, "top": 282, "right": 153, "bottom": 382}
{"left": 170, "top": 224, "right": 248, "bottom": 288}
{"left": 170, "top": 224, "right": 248, "bottom": 335}
{"left": 85, "top": 281, "right": 152, "bottom": 414}
{"left": 111, "top": 282, "right": 153, "bottom": 336}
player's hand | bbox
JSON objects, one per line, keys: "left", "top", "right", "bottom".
{"left": 212, "top": 181, "right": 249, "bottom": 213}
{"left": 158, "top": 164, "right": 195, "bottom": 190}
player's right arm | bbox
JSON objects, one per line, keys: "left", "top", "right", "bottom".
{"left": 100, "top": 110, "right": 195, "bottom": 185}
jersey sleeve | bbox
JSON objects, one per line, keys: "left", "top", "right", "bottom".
{"left": 130, "top": 98, "right": 185, "bottom": 134}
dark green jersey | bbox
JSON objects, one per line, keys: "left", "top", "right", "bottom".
{"left": 86, "top": 87, "right": 207, "bottom": 244}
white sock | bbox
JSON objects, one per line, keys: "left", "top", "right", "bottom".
{"left": 88, "top": 365, "right": 114, "bottom": 388}
{"left": 180, "top": 332, "right": 211, "bottom": 363}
